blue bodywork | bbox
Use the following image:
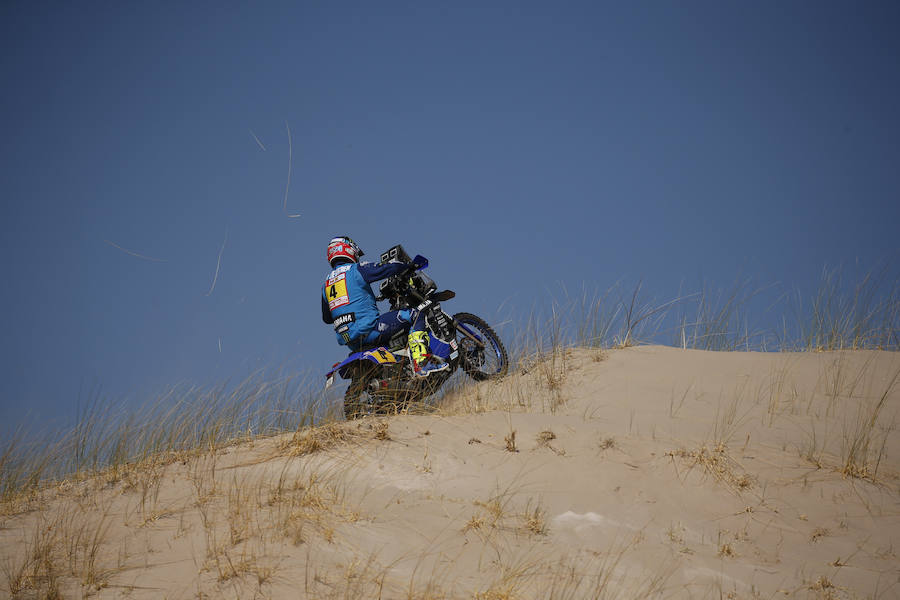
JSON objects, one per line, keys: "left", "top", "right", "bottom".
{"left": 428, "top": 333, "right": 457, "bottom": 363}
{"left": 326, "top": 347, "right": 400, "bottom": 380}
{"left": 325, "top": 331, "right": 459, "bottom": 381}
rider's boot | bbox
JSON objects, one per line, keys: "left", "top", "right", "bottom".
{"left": 408, "top": 330, "right": 449, "bottom": 378}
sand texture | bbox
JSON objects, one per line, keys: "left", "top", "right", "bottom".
{"left": 2, "top": 346, "right": 899, "bottom": 599}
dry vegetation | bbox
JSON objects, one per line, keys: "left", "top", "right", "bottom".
{"left": 1, "top": 270, "right": 898, "bottom": 598}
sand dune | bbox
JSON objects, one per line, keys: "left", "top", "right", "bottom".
{"left": 2, "top": 346, "right": 899, "bottom": 599}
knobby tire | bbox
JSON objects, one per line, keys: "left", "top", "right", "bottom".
{"left": 453, "top": 312, "right": 509, "bottom": 381}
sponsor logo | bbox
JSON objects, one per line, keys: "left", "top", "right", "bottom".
{"left": 333, "top": 312, "right": 356, "bottom": 327}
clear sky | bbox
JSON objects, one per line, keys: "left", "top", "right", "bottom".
{"left": 2, "top": 1, "right": 899, "bottom": 433}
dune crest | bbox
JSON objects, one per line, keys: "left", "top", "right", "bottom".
{"left": 2, "top": 346, "right": 899, "bottom": 599}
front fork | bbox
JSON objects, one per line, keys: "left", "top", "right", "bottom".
{"left": 404, "top": 282, "right": 484, "bottom": 349}
{"left": 452, "top": 316, "right": 485, "bottom": 348}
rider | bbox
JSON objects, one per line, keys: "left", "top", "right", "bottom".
{"left": 321, "top": 236, "right": 449, "bottom": 377}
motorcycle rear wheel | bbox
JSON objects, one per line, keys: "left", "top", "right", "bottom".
{"left": 453, "top": 312, "right": 509, "bottom": 381}
{"left": 344, "top": 367, "right": 417, "bottom": 420}
{"left": 343, "top": 375, "right": 371, "bottom": 420}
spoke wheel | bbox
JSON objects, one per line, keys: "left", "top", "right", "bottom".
{"left": 453, "top": 312, "right": 509, "bottom": 381}
{"left": 343, "top": 363, "right": 379, "bottom": 420}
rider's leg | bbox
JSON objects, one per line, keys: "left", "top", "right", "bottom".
{"left": 406, "top": 309, "right": 427, "bottom": 364}
{"left": 407, "top": 307, "right": 449, "bottom": 377}
{"left": 352, "top": 308, "right": 447, "bottom": 377}
{"left": 357, "top": 310, "right": 414, "bottom": 349}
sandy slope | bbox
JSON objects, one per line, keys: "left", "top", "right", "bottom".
{"left": 2, "top": 346, "right": 899, "bottom": 599}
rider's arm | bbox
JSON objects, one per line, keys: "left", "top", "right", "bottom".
{"left": 321, "top": 294, "right": 333, "bottom": 324}
{"left": 356, "top": 260, "right": 410, "bottom": 284}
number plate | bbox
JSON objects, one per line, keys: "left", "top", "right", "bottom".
{"left": 326, "top": 273, "right": 349, "bottom": 309}
{"left": 368, "top": 349, "right": 396, "bottom": 364}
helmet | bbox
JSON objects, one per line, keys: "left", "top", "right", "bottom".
{"left": 327, "top": 236, "right": 364, "bottom": 267}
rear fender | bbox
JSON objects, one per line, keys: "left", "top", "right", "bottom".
{"left": 324, "top": 347, "right": 401, "bottom": 386}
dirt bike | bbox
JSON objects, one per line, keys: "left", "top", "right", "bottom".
{"left": 325, "top": 245, "right": 508, "bottom": 419}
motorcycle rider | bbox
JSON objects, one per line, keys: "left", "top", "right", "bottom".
{"left": 321, "top": 236, "right": 449, "bottom": 377}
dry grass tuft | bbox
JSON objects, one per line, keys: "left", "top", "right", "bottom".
{"left": 839, "top": 367, "right": 899, "bottom": 481}
{"left": 464, "top": 488, "right": 512, "bottom": 538}
{"left": 521, "top": 498, "right": 548, "bottom": 536}
{"left": 504, "top": 430, "right": 518, "bottom": 453}
{"left": 465, "top": 489, "right": 549, "bottom": 541}
{"left": 809, "top": 575, "right": 838, "bottom": 597}
{"left": 280, "top": 423, "right": 351, "bottom": 457}
{"left": 810, "top": 527, "right": 830, "bottom": 543}
{"left": 666, "top": 443, "right": 754, "bottom": 493}
{"left": 536, "top": 430, "right": 556, "bottom": 445}
{"left": 473, "top": 497, "right": 505, "bottom": 528}
{"left": 536, "top": 537, "right": 675, "bottom": 598}
{"left": 371, "top": 421, "right": 391, "bottom": 441}
{"left": 463, "top": 514, "right": 487, "bottom": 533}
{"left": 0, "top": 499, "right": 121, "bottom": 598}
{"left": 665, "top": 522, "right": 685, "bottom": 544}
{"left": 3, "top": 515, "right": 62, "bottom": 598}
{"left": 267, "top": 464, "right": 363, "bottom": 552}
{"left": 535, "top": 430, "right": 565, "bottom": 456}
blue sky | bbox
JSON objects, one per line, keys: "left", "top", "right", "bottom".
{"left": 2, "top": 1, "right": 898, "bottom": 433}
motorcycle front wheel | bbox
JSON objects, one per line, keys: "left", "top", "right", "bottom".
{"left": 453, "top": 312, "right": 509, "bottom": 381}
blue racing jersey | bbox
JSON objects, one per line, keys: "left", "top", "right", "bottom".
{"left": 321, "top": 260, "right": 408, "bottom": 345}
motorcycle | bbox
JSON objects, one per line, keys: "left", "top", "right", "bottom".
{"left": 325, "top": 245, "right": 509, "bottom": 419}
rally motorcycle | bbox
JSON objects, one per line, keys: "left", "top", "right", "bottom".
{"left": 325, "top": 245, "right": 508, "bottom": 419}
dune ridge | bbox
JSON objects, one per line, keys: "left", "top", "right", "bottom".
{"left": 2, "top": 345, "right": 899, "bottom": 599}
